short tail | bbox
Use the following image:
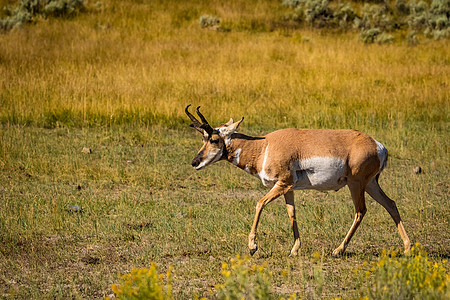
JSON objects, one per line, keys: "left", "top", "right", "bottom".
{"left": 373, "top": 138, "right": 388, "bottom": 175}
{"left": 379, "top": 148, "right": 388, "bottom": 173}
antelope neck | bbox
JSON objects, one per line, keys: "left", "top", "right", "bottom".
{"left": 224, "top": 133, "right": 266, "bottom": 170}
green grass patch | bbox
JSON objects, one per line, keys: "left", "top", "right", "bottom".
{"left": 0, "top": 125, "right": 448, "bottom": 298}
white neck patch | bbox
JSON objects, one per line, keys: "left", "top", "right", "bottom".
{"left": 233, "top": 148, "right": 242, "bottom": 166}
{"left": 218, "top": 127, "right": 233, "bottom": 146}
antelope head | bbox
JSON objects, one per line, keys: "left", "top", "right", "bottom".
{"left": 185, "top": 104, "right": 243, "bottom": 170}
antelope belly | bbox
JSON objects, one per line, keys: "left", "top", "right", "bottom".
{"left": 292, "top": 157, "right": 347, "bottom": 191}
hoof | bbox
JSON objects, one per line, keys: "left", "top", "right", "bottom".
{"left": 288, "top": 251, "right": 298, "bottom": 258}
{"left": 249, "top": 247, "right": 258, "bottom": 256}
{"left": 332, "top": 249, "right": 343, "bottom": 258}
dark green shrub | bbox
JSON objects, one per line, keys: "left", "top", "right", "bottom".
{"left": 199, "top": 14, "right": 220, "bottom": 28}
{"left": 44, "top": 0, "right": 85, "bottom": 17}
{"left": 355, "top": 3, "right": 394, "bottom": 31}
{"left": 360, "top": 27, "right": 382, "bottom": 43}
{"left": 0, "top": 8, "right": 32, "bottom": 31}
{"left": 283, "top": 0, "right": 356, "bottom": 29}
{"left": 407, "top": 0, "right": 430, "bottom": 30}
{"left": 303, "top": 0, "right": 333, "bottom": 28}
{"left": 407, "top": 29, "right": 419, "bottom": 45}
{"left": 282, "top": 0, "right": 449, "bottom": 43}
{"left": 396, "top": 0, "right": 411, "bottom": 15}
{"left": 334, "top": 3, "right": 357, "bottom": 28}
{"left": 426, "top": 0, "right": 450, "bottom": 39}
{"left": 0, "top": 0, "right": 85, "bottom": 31}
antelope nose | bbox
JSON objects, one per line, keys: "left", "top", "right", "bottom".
{"left": 191, "top": 159, "right": 200, "bottom": 168}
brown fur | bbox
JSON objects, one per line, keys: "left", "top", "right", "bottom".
{"left": 226, "top": 129, "right": 380, "bottom": 184}
{"left": 189, "top": 119, "right": 411, "bottom": 257}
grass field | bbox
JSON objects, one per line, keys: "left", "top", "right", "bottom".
{"left": 0, "top": 0, "right": 449, "bottom": 299}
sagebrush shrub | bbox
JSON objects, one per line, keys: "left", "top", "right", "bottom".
{"left": 0, "top": 0, "right": 85, "bottom": 31}
{"left": 44, "top": 0, "right": 85, "bottom": 17}
{"left": 282, "top": 0, "right": 449, "bottom": 43}
{"left": 0, "top": 9, "right": 32, "bottom": 31}
{"left": 396, "top": 0, "right": 411, "bottom": 15}
{"left": 406, "top": 29, "right": 419, "bottom": 45}
{"left": 360, "top": 27, "right": 382, "bottom": 43}
{"left": 426, "top": 0, "right": 450, "bottom": 39}
{"left": 407, "top": 0, "right": 430, "bottom": 30}
{"left": 199, "top": 14, "right": 220, "bottom": 28}
{"left": 334, "top": 3, "right": 357, "bottom": 28}
{"left": 355, "top": 3, "right": 394, "bottom": 31}
{"left": 303, "top": 0, "right": 333, "bottom": 28}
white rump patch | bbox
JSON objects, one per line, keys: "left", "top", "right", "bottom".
{"left": 372, "top": 138, "right": 387, "bottom": 172}
{"left": 291, "top": 157, "right": 347, "bottom": 191}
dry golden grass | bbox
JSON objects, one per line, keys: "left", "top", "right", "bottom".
{"left": 1, "top": 1, "right": 448, "bottom": 136}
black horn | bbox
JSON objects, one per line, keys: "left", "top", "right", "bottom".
{"left": 185, "top": 105, "right": 214, "bottom": 135}
{"left": 185, "top": 104, "right": 204, "bottom": 133}
{"left": 196, "top": 106, "right": 214, "bottom": 135}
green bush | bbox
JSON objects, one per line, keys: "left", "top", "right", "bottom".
{"left": 199, "top": 14, "right": 220, "bottom": 28}
{"left": 215, "top": 255, "right": 275, "bottom": 300}
{"left": 355, "top": 3, "right": 394, "bottom": 31}
{"left": 0, "top": 8, "right": 32, "bottom": 31}
{"left": 407, "top": 0, "right": 450, "bottom": 39}
{"left": 356, "top": 243, "right": 449, "bottom": 299}
{"left": 407, "top": 0, "right": 430, "bottom": 30}
{"left": 406, "top": 29, "right": 419, "bottom": 45}
{"left": 282, "top": 0, "right": 449, "bottom": 43}
{"left": 360, "top": 27, "right": 382, "bottom": 43}
{"left": 283, "top": 0, "right": 346, "bottom": 28}
{"left": 334, "top": 3, "right": 357, "bottom": 28}
{"left": 109, "top": 263, "right": 173, "bottom": 300}
{"left": 44, "top": 0, "right": 85, "bottom": 17}
{"left": 426, "top": 0, "right": 450, "bottom": 39}
{"left": 303, "top": 0, "right": 333, "bottom": 28}
{"left": 0, "top": 0, "right": 85, "bottom": 31}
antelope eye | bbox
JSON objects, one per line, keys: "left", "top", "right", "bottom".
{"left": 210, "top": 139, "right": 219, "bottom": 144}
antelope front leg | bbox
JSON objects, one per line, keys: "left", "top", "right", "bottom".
{"left": 249, "top": 183, "right": 291, "bottom": 256}
{"left": 284, "top": 191, "right": 301, "bottom": 257}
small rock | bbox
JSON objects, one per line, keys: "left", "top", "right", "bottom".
{"left": 413, "top": 166, "right": 422, "bottom": 174}
{"left": 82, "top": 147, "right": 92, "bottom": 154}
{"left": 81, "top": 255, "right": 100, "bottom": 265}
{"left": 66, "top": 205, "right": 82, "bottom": 213}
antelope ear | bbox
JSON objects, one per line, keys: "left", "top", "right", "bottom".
{"left": 218, "top": 117, "right": 244, "bottom": 137}
{"left": 224, "top": 118, "right": 234, "bottom": 126}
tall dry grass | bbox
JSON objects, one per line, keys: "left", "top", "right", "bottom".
{"left": 1, "top": 1, "right": 448, "bottom": 135}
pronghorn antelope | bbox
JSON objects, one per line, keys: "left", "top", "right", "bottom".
{"left": 185, "top": 105, "right": 411, "bottom": 257}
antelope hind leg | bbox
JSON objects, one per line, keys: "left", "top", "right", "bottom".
{"left": 284, "top": 191, "right": 301, "bottom": 257}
